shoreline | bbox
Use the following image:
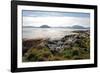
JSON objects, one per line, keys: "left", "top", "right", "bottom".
{"left": 22, "top": 30, "right": 90, "bottom": 62}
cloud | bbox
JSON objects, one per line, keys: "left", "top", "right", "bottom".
{"left": 23, "top": 16, "right": 90, "bottom": 27}
{"left": 23, "top": 10, "right": 90, "bottom": 18}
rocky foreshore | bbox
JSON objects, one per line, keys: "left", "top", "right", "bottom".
{"left": 22, "top": 30, "right": 90, "bottom": 61}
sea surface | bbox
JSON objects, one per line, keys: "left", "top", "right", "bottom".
{"left": 23, "top": 28, "right": 88, "bottom": 40}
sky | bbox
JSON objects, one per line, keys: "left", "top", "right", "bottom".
{"left": 22, "top": 10, "right": 90, "bottom": 27}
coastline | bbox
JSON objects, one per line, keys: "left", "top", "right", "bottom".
{"left": 22, "top": 30, "right": 90, "bottom": 62}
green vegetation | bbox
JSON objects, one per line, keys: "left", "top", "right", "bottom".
{"left": 22, "top": 31, "right": 90, "bottom": 62}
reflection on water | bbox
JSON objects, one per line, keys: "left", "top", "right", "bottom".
{"left": 23, "top": 28, "right": 87, "bottom": 40}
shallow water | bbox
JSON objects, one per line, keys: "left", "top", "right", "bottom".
{"left": 23, "top": 28, "right": 87, "bottom": 40}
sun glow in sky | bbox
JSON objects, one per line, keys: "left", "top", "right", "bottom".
{"left": 22, "top": 10, "right": 90, "bottom": 27}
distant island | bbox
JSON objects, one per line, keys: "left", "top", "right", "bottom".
{"left": 23, "top": 25, "right": 50, "bottom": 28}
{"left": 23, "top": 25, "right": 89, "bottom": 29}
{"left": 40, "top": 25, "right": 50, "bottom": 28}
{"left": 71, "top": 25, "right": 86, "bottom": 29}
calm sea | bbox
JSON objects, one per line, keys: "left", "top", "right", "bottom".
{"left": 22, "top": 28, "right": 88, "bottom": 40}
